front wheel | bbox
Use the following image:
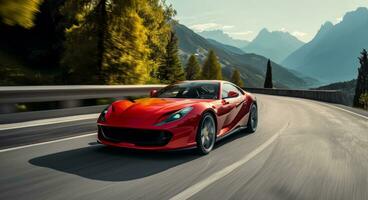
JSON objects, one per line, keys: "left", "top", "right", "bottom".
{"left": 196, "top": 113, "right": 216, "bottom": 155}
{"left": 246, "top": 104, "right": 258, "bottom": 133}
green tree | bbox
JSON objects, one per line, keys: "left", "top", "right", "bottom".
{"left": 264, "top": 59, "right": 273, "bottom": 88}
{"left": 359, "top": 92, "right": 368, "bottom": 110}
{"left": 185, "top": 54, "right": 201, "bottom": 80}
{"left": 0, "top": 0, "right": 43, "bottom": 28}
{"left": 61, "top": 0, "right": 174, "bottom": 84}
{"left": 201, "top": 50, "right": 222, "bottom": 80}
{"left": 158, "top": 31, "right": 185, "bottom": 83}
{"left": 231, "top": 69, "right": 243, "bottom": 87}
{"left": 353, "top": 49, "right": 368, "bottom": 108}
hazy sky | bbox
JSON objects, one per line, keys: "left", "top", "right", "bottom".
{"left": 167, "top": 0, "right": 368, "bottom": 42}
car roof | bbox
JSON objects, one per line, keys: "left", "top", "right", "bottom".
{"left": 181, "top": 80, "right": 229, "bottom": 84}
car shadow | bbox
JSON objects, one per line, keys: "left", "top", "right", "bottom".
{"left": 29, "top": 130, "right": 252, "bottom": 182}
{"left": 29, "top": 145, "right": 199, "bottom": 182}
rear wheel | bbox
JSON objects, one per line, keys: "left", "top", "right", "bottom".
{"left": 246, "top": 104, "right": 258, "bottom": 133}
{"left": 196, "top": 113, "right": 216, "bottom": 155}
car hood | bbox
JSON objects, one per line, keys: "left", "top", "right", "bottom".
{"left": 105, "top": 98, "right": 211, "bottom": 127}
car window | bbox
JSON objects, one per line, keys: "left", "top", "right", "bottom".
{"left": 222, "top": 83, "right": 242, "bottom": 99}
{"left": 157, "top": 82, "right": 220, "bottom": 99}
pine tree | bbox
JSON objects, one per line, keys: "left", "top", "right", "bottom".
{"left": 96, "top": 0, "right": 107, "bottom": 83}
{"left": 353, "top": 49, "right": 368, "bottom": 108}
{"left": 231, "top": 69, "right": 243, "bottom": 87}
{"left": 201, "top": 50, "right": 222, "bottom": 80}
{"left": 61, "top": 0, "right": 174, "bottom": 84}
{"left": 185, "top": 54, "right": 201, "bottom": 80}
{"left": 0, "top": 0, "right": 43, "bottom": 28}
{"left": 157, "top": 31, "right": 185, "bottom": 83}
{"left": 264, "top": 59, "right": 273, "bottom": 88}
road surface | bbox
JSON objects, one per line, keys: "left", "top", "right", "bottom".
{"left": 0, "top": 94, "right": 367, "bottom": 200}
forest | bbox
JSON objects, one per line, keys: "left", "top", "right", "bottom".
{"left": 0, "top": 0, "right": 243, "bottom": 86}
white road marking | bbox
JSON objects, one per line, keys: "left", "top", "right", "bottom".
{"left": 0, "top": 133, "right": 96, "bottom": 153}
{"left": 0, "top": 114, "right": 99, "bottom": 131}
{"left": 169, "top": 123, "right": 289, "bottom": 200}
{"left": 321, "top": 103, "right": 368, "bottom": 120}
{"left": 259, "top": 94, "right": 368, "bottom": 120}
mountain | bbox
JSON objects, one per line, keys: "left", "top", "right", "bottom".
{"left": 206, "top": 39, "right": 244, "bottom": 55}
{"left": 197, "top": 30, "right": 249, "bottom": 49}
{"left": 282, "top": 7, "right": 368, "bottom": 84}
{"left": 242, "top": 28, "right": 305, "bottom": 63}
{"left": 174, "top": 24, "right": 309, "bottom": 88}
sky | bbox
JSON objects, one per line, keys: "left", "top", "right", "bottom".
{"left": 166, "top": 0, "right": 368, "bottom": 42}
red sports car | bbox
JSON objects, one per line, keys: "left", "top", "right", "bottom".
{"left": 97, "top": 80, "right": 258, "bottom": 154}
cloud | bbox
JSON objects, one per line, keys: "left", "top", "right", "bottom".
{"left": 223, "top": 25, "right": 235, "bottom": 30}
{"left": 336, "top": 16, "right": 343, "bottom": 23}
{"left": 226, "top": 31, "right": 253, "bottom": 36}
{"left": 279, "top": 27, "right": 287, "bottom": 32}
{"left": 190, "top": 23, "right": 234, "bottom": 32}
{"left": 226, "top": 31, "right": 254, "bottom": 40}
{"left": 291, "top": 31, "right": 308, "bottom": 38}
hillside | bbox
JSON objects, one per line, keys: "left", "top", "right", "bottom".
{"left": 282, "top": 7, "right": 368, "bottom": 83}
{"left": 206, "top": 39, "right": 245, "bottom": 55}
{"left": 314, "top": 79, "right": 357, "bottom": 105}
{"left": 174, "top": 24, "right": 309, "bottom": 88}
{"left": 242, "top": 28, "right": 305, "bottom": 63}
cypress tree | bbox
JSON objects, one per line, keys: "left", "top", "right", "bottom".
{"left": 264, "top": 59, "right": 273, "bottom": 88}
{"left": 231, "top": 69, "right": 243, "bottom": 87}
{"left": 201, "top": 50, "right": 222, "bottom": 80}
{"left": 353, "top": 49, "right": 368, "bottom": 108}
{"left": 185, "top": 54, "right": 201, "bottom": 80}
{"left": 158, "top": 31, "right": 185, "bottom": 83}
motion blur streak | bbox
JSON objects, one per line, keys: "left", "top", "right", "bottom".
{"left": 169, "top": 123, "right": 289, "bottom": 200}
{"left": 0, "top": 94, "right": 367, "bottom": 200}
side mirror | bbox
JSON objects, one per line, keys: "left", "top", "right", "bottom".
{"left": 150, "top": 89, "right": 158, "bottom": 97}
{"left": 227, "top": 91, "right": 239, "bottom": 98}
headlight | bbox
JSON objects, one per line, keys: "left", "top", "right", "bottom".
{"left": 98, "top": 106, "right": 110, "bottom": 122}
{"left": 156, "top": 107, "right": 193, "bottom": 126}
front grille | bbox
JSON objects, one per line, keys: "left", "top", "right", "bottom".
{"left": 98, "top": 126, "right": 172, "bottom": 147}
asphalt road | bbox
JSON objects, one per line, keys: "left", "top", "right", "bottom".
{"left": 0, "top": 94, "right": 367, "bottom": 200}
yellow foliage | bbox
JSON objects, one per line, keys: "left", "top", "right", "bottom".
{"left": 0, "top": 0, "right": 43, "bottom": 28}
{"left": 61, "top": 0, "right": 173, "bottom": 85}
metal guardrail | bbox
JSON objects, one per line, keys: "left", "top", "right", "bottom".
{"left": 0, "top": 85, "right": 347, "bottom": 115}
{"left": 245, "top": 88, "right": 348, "bottom": 105}
{"left": 0, "top": 85, "right": 166, "bottom": 114}
{"left": 0, "top": 85, "right": 166, "bottom": 104}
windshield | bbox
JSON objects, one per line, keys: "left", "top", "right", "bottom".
{"left": 156, "top": 82, "right": 220, "bottom": 99}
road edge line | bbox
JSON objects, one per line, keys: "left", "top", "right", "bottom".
{"left": 321, "top": 103, "right": 368, "bottom": 120}
{"left": 0, "top": 114, "right": 99, "bottom": 131}
{"left": 0, "top": 132, "right": 96, "bottom": 153}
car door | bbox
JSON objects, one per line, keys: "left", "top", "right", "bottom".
{"left": 218, "top": 83, "right": 243, "bottom": 129}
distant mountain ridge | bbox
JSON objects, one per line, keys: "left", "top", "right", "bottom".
{"left": 242, "top": 28, "right": 305, "bottom": 63}
{"left": 206, "top": 39, "right": 245, "bottom": 55}
{"left": 197, "top": 30, "right": 249, "bottom": 49}
{"left": 174, "top": 24, "right": 309, "bottom": 88}
{"left": 282, "top": 7, "right": 368, "bottom": 83}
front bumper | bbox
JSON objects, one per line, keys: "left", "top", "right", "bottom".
{"left": 97, "top": 124, "right": 197, "bottom": 151}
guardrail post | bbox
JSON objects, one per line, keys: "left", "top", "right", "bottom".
{"left": 60, "top": 100, "right": 81, "bottom": 109}
{"left": 0, "top": 103, "right": 16, "bottom": 114}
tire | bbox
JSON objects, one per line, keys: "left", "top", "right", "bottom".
{"left": 196, "top": 113, "right": 216, "bottom": 155}
{"left": 246, "top": 104, "right": 258, "bottom": 133}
